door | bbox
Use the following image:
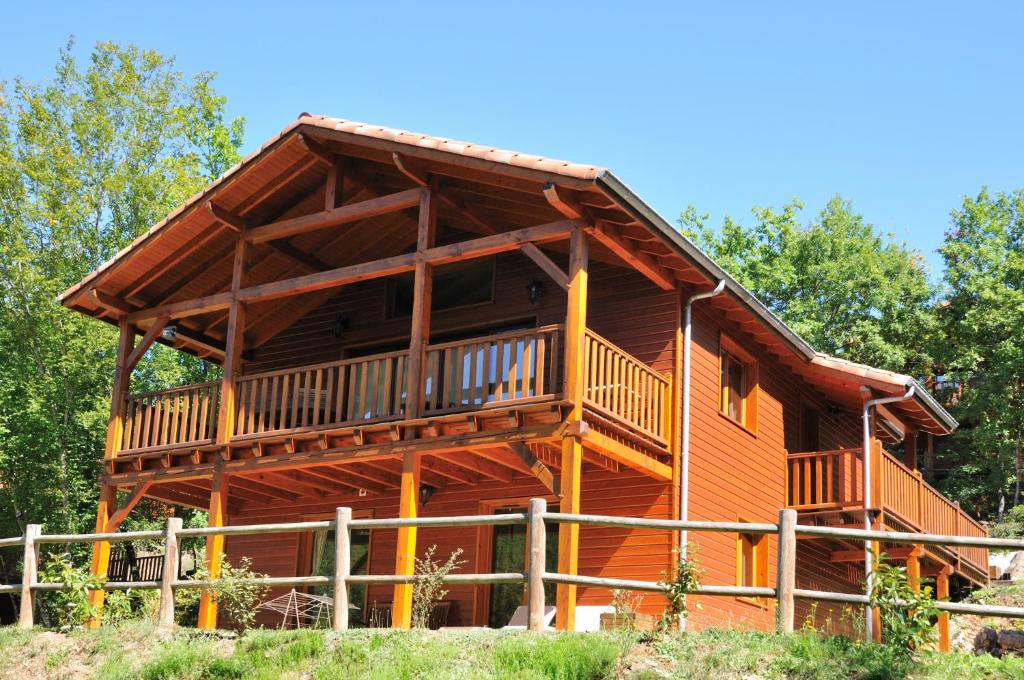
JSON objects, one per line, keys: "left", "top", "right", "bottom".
{"left": 487, "top": 506, "right": 558, "bottom": 628}
{"left": 302, "top": 516, "right": 372, "bottom": 624}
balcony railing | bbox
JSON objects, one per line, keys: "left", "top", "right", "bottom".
{"left": 116, "top": 324, "right": 669, "bottom": 455}
{"left": 786, "top": 446, "right": 987, "bottom": 577}
{"left": 583, "top": 329, "right": 671, "bottom": 445}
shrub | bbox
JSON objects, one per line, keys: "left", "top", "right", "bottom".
{"left": 657, "top": 544, "right": 705, "bottom": 632}
{"left": 411, "top": 545, "right": 466, "bottom": 629}
{"left": 190, "top": 555, "right": 269, "bottom": 631}
{"left": 868, "top": 555, "right": 938, "bottom": 652}
{"left": 493, "top": 633, "right": 626, "bottom": 680}
{"left": 40, "top": 552, "right": 106, "bottom": 629}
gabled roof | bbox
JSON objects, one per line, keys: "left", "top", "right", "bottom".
{"left": 60, "top": 114, "right": 956, "bottom": 435}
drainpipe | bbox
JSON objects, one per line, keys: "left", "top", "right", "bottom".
{"left": 679, "top": 279, "right": 726, "bottom": 559}
{"left": 862, "top": 384, "right": 915, "bottom": 642}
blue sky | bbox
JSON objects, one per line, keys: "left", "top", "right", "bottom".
{"left": 2, "top": 2, "right": 1022, "bottom": 277}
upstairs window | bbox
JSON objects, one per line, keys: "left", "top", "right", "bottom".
{"left": 719, "top": 335, "right": 758, "bottom": 433}
{"left": 386, "top": 258, "right": 495, "bottom": 319}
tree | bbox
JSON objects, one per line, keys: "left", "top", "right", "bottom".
{"left": 681, "top": 196, "right": 936, "bottom": 376}
{"left": 0, "top": 40, "right": 244, "bottom": 547}
{"left": 934, "top": 188, "right": 1024, "bottom": 518}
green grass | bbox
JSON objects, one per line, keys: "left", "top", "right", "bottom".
{"left": 2, "top": 623, "right": 1024, "bottom": 679}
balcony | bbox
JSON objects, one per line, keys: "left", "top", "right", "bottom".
{"left": 787, "top": 446, "right": 988, "bottom": 584}
{"left": 111, "top": 325, "right": 672, "bottom": 472}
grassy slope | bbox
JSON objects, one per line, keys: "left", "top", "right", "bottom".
{"left": 0, "top": 624, "right": 1022, "bottom": 680}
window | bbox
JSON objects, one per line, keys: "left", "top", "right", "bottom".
{"left": 386, "top": 258, "right": 495, "bottom": 319}
{"left": 737, "top": 520, "right": 769, "bottom": 605}
{"left": 718, "top": 335, "right": 758, "bottom": 432}
{"left": 299, "top": 511, "right": 373, "bottom": 623}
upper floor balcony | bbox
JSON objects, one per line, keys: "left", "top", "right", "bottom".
{"left": 107, "top": 324, "right": 673, "bottom": 478}
{"left": 787, "top": 445, "right": 988, "bottom": 585}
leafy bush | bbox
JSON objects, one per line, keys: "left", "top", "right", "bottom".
{"left": 869, "top": 555, "right": 938, "bottom": 652}
{"left": 40, "top": 552, "right": 106, "bottom": 629}
{"left": 189, "top": 554, "right": 269, "bottom": 631}
{"left": 657, "top": 544, "right": 705, "bottom": 631}
{"left": 990, "top": 503, "right": 1024, "bottom": 538}
{"left": 411, "top": 545, "right": 466, "bottom": 629}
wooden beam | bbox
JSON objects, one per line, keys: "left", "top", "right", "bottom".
{"left": 392, "top": 450, "right": 419, "bottom": 628}
{"left": 240, "top": 252, "right": 418, "bottom": 304}
{"left": 588, "top": 222, "right": 676, "bottom": 291}
{"left": 582, "top": 429, "right": 673, "bottom": 481}
{"left": 125, "top": 318, "right": 170, "bottom": 372}
{"left": 197, "top": 469, "right": 228, "bottom": 629}
{"left": 422, "top": 457, "right": 480, "bottom": 485}
{"left": 509, "top": 443, "right": 559, "bottom": 496}
{"left": 245, "top": 188, "right": 423, "bottom": 244}
{"left": 422, "top": 219, "right": 576, "bottom": 267}
{"left": 105, "top": 319, "right": 136, "bottom": 460}
{"left": 557, "top": 227, "right": 588, "bottom": 632}
{"left": 125, "top": 292, "right": 233, "bottom": 324}
{"left": 434, "top": 451, "right": 513, "bottom": 483}
{"left": 298, "top": 133, "right": 337, "bottom": 166}
{"left": 106, "top": 482, "right": 153, "bottom": 531}
{"left": 90, "top": 289, "right": 135, "bottom": 315}
{"left": 393, "top": 153, "right": 568, "bottom": 289}
{"left": 543, "top": 182, "right": 585, "bottom": 220}
{"left": 404, "top": 187, "right": 437, "bottom": 421}
{"left": 215, "top": 238, "right": 248, "bottom": 443}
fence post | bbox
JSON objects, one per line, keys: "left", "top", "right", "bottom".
{"left": 158, "top": 517, "right": 182, "bottom": 628}
{"left": 527, "top": 498, "right": 547, "bottom": 632}
{"left": 333, "top": 507, "right": 352, "bottom": 632}
{"left": 775, "top": 509, "right": 796, "bottom": 634}
{"left": 18, "top": 524, "right": 40, "bottom": 629}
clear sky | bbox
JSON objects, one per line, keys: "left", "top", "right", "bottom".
{"left": 2, "top": 1, "right": 1022, "bottom": 276}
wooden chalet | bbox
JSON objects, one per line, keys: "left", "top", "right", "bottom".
{"left": 60, "top": 115, "right": 985, "bottom": 633}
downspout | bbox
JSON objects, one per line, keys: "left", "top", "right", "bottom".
{"left": 679, "top": 279, "right": 726, "bottom": 559}
{"left": 862, "top": 384, "right": 915, "bottom": 642}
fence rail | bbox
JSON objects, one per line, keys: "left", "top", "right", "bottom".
{"left": 7, "top": 501, "right": 1017, "bottom": 642}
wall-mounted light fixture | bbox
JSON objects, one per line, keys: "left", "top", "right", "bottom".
{"left": 419, "top": 483, "right": 436, "bottom": 506}
{"left": 161, "top": 325, "right": 177, "bottom": 342}
{"left": 334, "top": 315, "right": 349, "bottom": 339}
{"left": 525, "top": 278, "right": 545, "bottom": 305}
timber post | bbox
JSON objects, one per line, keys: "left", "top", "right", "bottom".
{"left": 18, "top": 524, "right": 40, "bottom": 629}
{"left": 158, "top": 517, "right": 182, "bottom": 628}
{"left": 556, "top": 226, "right": 588, "bottom": 632}
{"left": 936, "top": 566, "right": 951, "bottom": 652}
{"left": 775, "top": 509, "right": 797, "bottom": 634}
{"left": 527, "top": 498, "right": 548, "bottom": 632}
{"left": 333, "top": 507, "right": 352, "bottom": 631}
{"left": 197, "top": 467, "right": 229, "bottom": 629}
{"left": 87, "top": 484, "right": 117, "bottom": 628}
{"left": 393, "top": 186, "right": 435, "bottom": 628}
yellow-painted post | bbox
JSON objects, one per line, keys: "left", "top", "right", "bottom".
{"left": 556, "top": 227, "right": 588, "bottom": 632}
{"left": 197, "top": 468, "right": 229, "bottom": 629}
{"left": 87, "top": 484, "right": 117, "bottom": 628}
{"left": 936, "top": 567, "right": 951, "bottom": 652}
{"left": 392, "top": 450, "right": 420, "bottom": 628}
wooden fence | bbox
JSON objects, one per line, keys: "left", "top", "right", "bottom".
{"left": 6, "top": 501, "right": 1023, "bottom": 640}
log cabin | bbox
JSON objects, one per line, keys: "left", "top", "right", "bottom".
{"left": 59, "top": 115, "right": 985, "bottom": 637}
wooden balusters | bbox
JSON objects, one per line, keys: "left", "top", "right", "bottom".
{"left": 121, "top": 382, "right": 220, "bottom": 451}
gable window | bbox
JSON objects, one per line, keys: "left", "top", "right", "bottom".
{"left": 736, "top": 520, "right": 769, "bottom": 605}
{"left": 718, "top": 335, "right": 758, "bottom": 433}
{"left": 386, "top": 258, "right": 495, "bottom": 319}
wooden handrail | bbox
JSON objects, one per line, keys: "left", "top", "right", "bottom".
{"left": 582, "top": 328, "right": 670, "bottom": 445}
{"left": 126, "top": 381, "right": 220, "bottom": 400}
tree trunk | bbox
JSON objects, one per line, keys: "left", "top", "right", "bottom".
{"left": 1015, "top": 436, "right": 1022, "bottom": 508}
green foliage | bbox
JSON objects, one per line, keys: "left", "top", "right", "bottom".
{"left": 868, "top": 556, "right": 939, "bottom": 653}
{"left": 411, "top": 544, "right": 466, "bottom": 629}
{"left": 681, "top": 196, "right": 935, "bottom": 374}
{"left": 990, "top": 503, "right": 1024, "bottom": 538}
{"left": 190, "top": 554, "right": 268, "bottom": 631}
{"left": 39, "top": 551, "right": 105, "bottom": 629}
{"left": 492, "top": 633, "right": 628, "bottom": 680}
{"left": 934, "top": 188, "right": 1024, "bottom": 517}
{"left": 0, "top": 39, "right": 242, "bottom": 560}
{"left": 657, "top": 545, "right": 706, "bottom": 631}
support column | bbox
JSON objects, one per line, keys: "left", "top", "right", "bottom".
{"left": 925, "top": 433, "right": 936, "bottom": 483}
{"left": 907, "top": 545, "right": 922, "bottom": 591}
{"left": 197, "top": 468, "right": 229, "bottom": 629}
{"left": 404, "top": 187, "right": 436, "bottom": 421}
{"left": 392, "top": 450, "right": 420, "bottom": 628}
{"left": 87, "top": 484, "right": 117, "bottom": 628}
{"left": 905, "top": 427, "right": 918, "bottom": 471}
{"left": 556, "top": 227, "right": 588, "bottom": 632}
{"left": 89, "top": 318, "right": 136, "bottom": 627}
{"left": 936, "top": 567, "right": 951, "bottom": 652}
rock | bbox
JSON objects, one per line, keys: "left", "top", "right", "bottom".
{"left": 1006, "top": 552, "right": 1024, "bottom": 581}
{"left": 973, "top": 628, "right": 1024, "bottom": 657}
